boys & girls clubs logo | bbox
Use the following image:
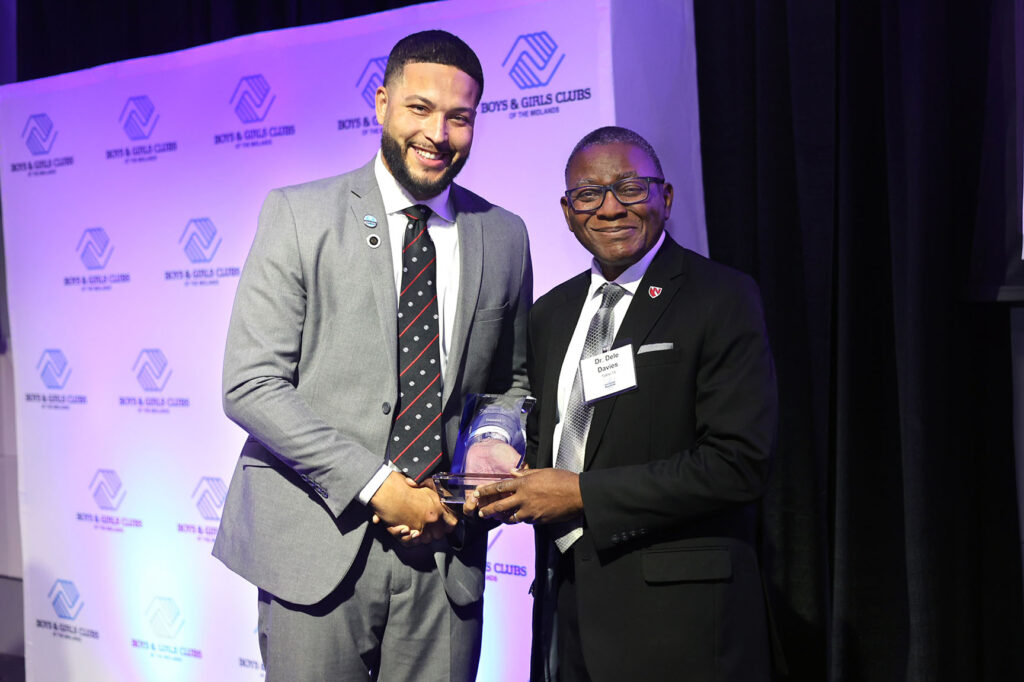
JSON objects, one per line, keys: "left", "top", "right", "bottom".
{"left": 176, "top": 476, "right": 227, "bottom": 543}
{"left": 214, "top": 74, "right": 296, "bottom": 149}
{"left": 24, "top": 349, "right": 87, "bottom": 410}
{"left": 164, "top": 218, "right": 241, "bottom": 287}
{"left": 35, "top": 579, "right": 101, "bottom": 643}
{"left": 131, "top": 597, "right": 204, "bottom": 663}
{"left": 75, "top": 468, "right": 144, "bottom": 533}
{"left": 337, "top": 56, "right": 387, "bottom": 136}
{"left": 8, "top": 113, "right": 75, "bottom": 177}
{"left": 477, "top": 31, "right": 591, "bottom": 121}
{"left": 118, "top": 348, "right": 191, "bottom": 413}
{"left": 105, "top": 95, "right": 179, "bottom": 164}
{"left": 63, "top": 227, "right": 132, "bottom": 291}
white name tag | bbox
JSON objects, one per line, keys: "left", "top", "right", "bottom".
{"left": 580, "top": 344, "right": 638, "bottom": 404}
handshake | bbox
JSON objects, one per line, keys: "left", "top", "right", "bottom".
{"left": 368, "top": 438, "right": 525, "bottom": 545}
{"left": 369, "top": 394, "right": 530, "bottom": 544}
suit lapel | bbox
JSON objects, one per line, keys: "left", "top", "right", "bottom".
{"left": 443, "top": 186, "right": 483, "bottom": 409}
{"left": 583, "top": 239, "right": 688, "bottom": 470}
{"left": 347, "top": 161, "right": 398, "bottom": 375}
{"left": 539, "top": 272, "right": 590, "bottom": 468}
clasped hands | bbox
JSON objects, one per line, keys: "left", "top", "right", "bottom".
{"left": 368, "top": 471, "right": 458, "bottom": 546}
{"left": 463, "top": 467, "right": 583, "bottom": 526}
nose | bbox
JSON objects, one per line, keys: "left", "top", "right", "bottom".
{"left": 424, "top": 113, "right": 449, "bottom": 145}
{"left": 595, "top": 188, "right": 627, "bottom": 218}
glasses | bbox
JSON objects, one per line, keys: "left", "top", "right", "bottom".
{"left": 565, "top": 177, "right": 665, "bottom": 213}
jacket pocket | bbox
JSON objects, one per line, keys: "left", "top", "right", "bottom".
{"left": 474, "top": 302, "right": 508, "bottom": 322}
{"left": 641, "top": 546, "right": 732, "bottom": 583}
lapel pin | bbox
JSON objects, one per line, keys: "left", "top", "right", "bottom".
{"left": 366, "top": 234, "right": 381, "bottom": 248}
{"left": 363, "top": 215, "right": 378, "bottom": 228}
{"left": 648, "top": 286, "right": 663, "bottom": 299}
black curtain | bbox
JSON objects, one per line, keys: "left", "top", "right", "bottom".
{"left": 14, "top": 0, "right": 1024, "bottom": 679}
{"left": 16, "top": 0, "right": 421, "bottom": 81}
{"left": 694, "top": 1, "right": 1024, "bottom": 680}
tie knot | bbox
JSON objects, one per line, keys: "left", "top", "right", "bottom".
{"left": 599, "top": 282, "right": 626, "bottom": 309}
{"left": 403, "top": 204, "right": 431, "bottom": 224}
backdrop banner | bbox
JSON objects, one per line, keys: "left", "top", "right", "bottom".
{"left": 0, "top": 0, "right": 705, "bottom": 679}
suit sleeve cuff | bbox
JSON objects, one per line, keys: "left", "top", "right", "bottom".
{"left": 357, "top": 464, "right": 394, "bottom": 505}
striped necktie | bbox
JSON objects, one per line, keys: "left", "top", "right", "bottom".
{"left": 553, "top": 282, "right": 626, "bottom": 552}
{"left": 388, "top": 205, "right": 445, "bottom": 481}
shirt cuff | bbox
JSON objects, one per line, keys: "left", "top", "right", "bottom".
{"left": 357, "top": 464, "right": 394, "bottom": 505}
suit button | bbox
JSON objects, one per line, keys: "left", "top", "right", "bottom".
{"left": 382, "top": 402, "right": 391, "bottom": 414}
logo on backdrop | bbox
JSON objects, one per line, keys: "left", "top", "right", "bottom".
{"left": 484, "top": 527, "right": 530, "bottom": 583}
{"left": 147, "top": 597, "right": 185, "bottom": 639}
{"left": 64, "top": 227, "right": 132, "bottom": 291}
{"left": 25, "top": 349, "right": 87, "bottom": 409}
{"left": 119, "top": 349, "right": 190, "bottom": 413}
{"left": 35, "top": 580, "right": 100, "bottom": 642}
{"left": 134, "top": 349, "right": 172, "bottom": 392}
{"left": 356, "top": 56, "right": 388, "bottom": 108}
{"left": 106, "top": 96, "right": 178, "bottom": 164}
{"left": 337, "top": 56, "right": 387, "bottom": 135}
{"left": 121, "top": 96, "right": 160, "bottom": 140}
{"left": 478, "top": 31, "right": 591, "bottom": 121}
{"left": 178, "top": 476, "right": 226, "bottom": 542}
{"left": 132, "top": 597, "right": 203, "bottom": 662}
{"left": 232, "top": 75, "right": 276, "bottom": 123}
{"left": 9, "top": 113, "right": 75, "bottom": 176}
{"left": 214, "top": 74, "right": 296, "bottom": 149}
{"left": 194, "top": 477, "right": 227, "bottom": 520}
{"left": 180, "top": 218, "right": 221, "bottom": 264}
{"left": 164, "top": 218, "right": 240, "bottom": 287}
{"left": 38, "top": 349, "right": 71, "bottom": 390}
{"left": 91, "top": 469, "right": 126, "bottom": 510}
{"left": 76, "top": 468, "right": 143, "bottom": 532}
{"left": 50, "top": 579, "right": 84, "bottom": 620}
{"left": 503, "top": 32, "right": 565, "bottom": 89}
{"left": 23, "top": 113, "right": 57, "bottom": 154}
{"left": 78, "top": 228, "right": 113, "bottom": 269}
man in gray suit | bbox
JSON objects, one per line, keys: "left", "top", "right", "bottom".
{"left": 213, "top": 30, "right": 532, "bottom": 681}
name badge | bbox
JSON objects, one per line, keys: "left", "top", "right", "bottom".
{"left": 580, "top": 344, "right": 638, "bottom": 404}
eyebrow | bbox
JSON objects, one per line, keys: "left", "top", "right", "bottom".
{"left": 572, "top": 170, "right": 640, "bottom": 187}
{"left": 404, "top": 94, "right": 476, "bottom": 116}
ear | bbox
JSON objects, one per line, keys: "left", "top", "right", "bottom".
{"left": 661, "top": 182, "right": 674, "bottom": 220}
{"left": 560, "top": 195, "right": 573, "bottom": 231}
{"left": 375, "top": 86, "right": 388, "bottom": 126}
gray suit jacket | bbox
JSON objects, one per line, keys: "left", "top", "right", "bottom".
{"left": 213, "top": 158, "right": 532, "bottom": 606}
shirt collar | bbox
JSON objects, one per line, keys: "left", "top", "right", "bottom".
{"left": 588, "top": 230, "right": 667, "bottom": 298}
{"left": 374, "top": 150, "right": 455, "bottom": 223}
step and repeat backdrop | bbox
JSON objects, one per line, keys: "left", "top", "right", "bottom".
{"left": 0, "top": 0, "right": 705, "bottom": 679}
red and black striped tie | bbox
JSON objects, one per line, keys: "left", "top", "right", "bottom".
{"left": 389, "top": 204, "right": 445, "bottom": 481}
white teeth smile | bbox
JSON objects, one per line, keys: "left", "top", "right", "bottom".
{"left": 414, "top": 148, "right": 443, "bottom": 161}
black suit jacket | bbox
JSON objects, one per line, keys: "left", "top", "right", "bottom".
{"left": 527, "top": 236, "right": 778, "bottom": 682}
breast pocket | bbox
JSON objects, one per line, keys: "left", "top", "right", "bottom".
{"left": 474, "top": 302, "right": 508, "bottom": 323}
{"left": 634, "top": 345, "right": 682, "bottom": 367}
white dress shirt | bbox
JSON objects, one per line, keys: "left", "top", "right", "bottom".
{"left": 358, "top": 152, "right": 462, "bottom": 503}
{"left": 552, "top": 231, "right": 666, "bottom": 463}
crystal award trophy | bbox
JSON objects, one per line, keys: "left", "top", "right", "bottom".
{"left": 433, "top": 393, "right": 535, "bottom": 504}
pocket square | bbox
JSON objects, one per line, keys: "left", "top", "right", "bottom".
{"left": 637, "top": 342, "right": 674, "bottom": 354}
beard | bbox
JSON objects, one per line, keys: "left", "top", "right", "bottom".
{"left": 380, "top": 126, "right": 469, "bottom": 200}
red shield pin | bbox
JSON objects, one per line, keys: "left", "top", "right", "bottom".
{"left": 648, "top": 286, "right": 663, "bottom": 299}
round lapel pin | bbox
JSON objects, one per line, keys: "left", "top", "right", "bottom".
{"left": 648, "top": 286, "right": 663, "bottom": 299}
{"left": 363, "top": 215, "right": 378, "bottom": 228}
{"left": 366, "top": 234, "right": 381, "bottom": 248}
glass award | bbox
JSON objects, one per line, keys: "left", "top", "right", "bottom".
{"left": 433, "top": 393, "right": 535, "bottom": 504}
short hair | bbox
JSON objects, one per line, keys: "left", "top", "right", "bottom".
{"left": 384, "top": 30, "right": 484, "bottom": 102}
{"left": 565, "top": 126, "right": 664, "bottom": 180}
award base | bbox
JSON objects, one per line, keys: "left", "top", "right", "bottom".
{"left": 432, "top": 472, "right": 513, "bottom": 505}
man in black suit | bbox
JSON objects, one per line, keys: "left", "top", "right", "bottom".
{"left": 470, "top": 126, "right": 778, "bottom": 681}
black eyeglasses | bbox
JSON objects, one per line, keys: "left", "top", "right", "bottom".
{"left": 565, "top": 177, "right": 665, "bottom": 213}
